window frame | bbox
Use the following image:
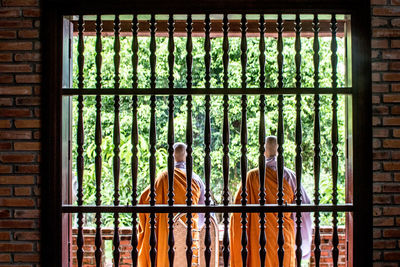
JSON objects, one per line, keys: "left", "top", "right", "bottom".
{"left": 41, "top": 0, "right": 372, "bottom": 266}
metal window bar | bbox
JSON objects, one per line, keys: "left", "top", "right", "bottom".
{"left": 66, "top": 13, "right": 353, "bottom": 267}
{"left": 94, "top": 14, "right": 103, "bottom": 267}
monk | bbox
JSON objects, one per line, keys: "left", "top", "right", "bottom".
{"left": 137, "top": 142, "right": 206, "bottom": 267}
{"left": 230, "top": 136, "right": 312, "bottom": 267}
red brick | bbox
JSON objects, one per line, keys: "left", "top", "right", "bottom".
{"left": 373, "top": 151, "right": 390, "bottom": 159}
{"left": 372, "top": 83, "right": 389, "bottom": 92}
{"left": 0, "top": 42, "right": 32, "bottom": 51}
{"left": 0, "top": 86, "right": 31, "bottom": 95}
{"left": 0, "top": 175, "right": 34, "bottom": 185}
{"left": 0, "top": 64, "right": 31, "bottom": 72}
{"left": 0, "top": 209, "right": 10, "bottom": 218}
{"left": 373, "top": 105, "right": 389, "bottom": 114}
{"left": 14, "top": 52, "right": 40, "bottom": 61}
{"left": 14, "top": 209, "right": 39, "bottom": 218}
{"left": 383, "top": 184, "right": 400, "bottom": 192}
{"left": 372, "top": 62, "right": 388, "bottom": 71}
{"left": 382, "top": 50, "right": 400, "bottom": 60}
{"left": 0, "top": 243, "right": 33, "bottom": 252}
{"left": 0, "top": 98, "right": 12, "bottom": 106}
{"left": 14, "top": 254, "right": 39, "bottom": 263}
{"left": 383, "top": 73, "right": 400, "bottom": 81}
{"left": 15, "top": 74, "right": 40, "bottom": 83}
{"left": 373, "top": 6, "right": 400, "bottom": 16}
{"left": 15, "top": 164, "right": 39, "bottom": 174}
{"left": 383, "top": 117, "right": 400, "bottom": 125}
{"left": 16, "top": 97, "right": 40, "bottom": 106}
{"left": 373, "top": 29, "right": 400, "bottom": 38}
{"left": 383, "top": 162, "right": 400, "bottom": 170}
{"left": 22, "top": 8, "right": 39, "bottom": 17}
{"left": 14, "top": 119, "right": 39, "bottom": 128}
{"left": 373, "top": 172, "right": 392, "bottom": 181}
{"left": 372, "top": 73, "right": 381, "bottom": 82}
{"left": 383, "top": 207, "right": 400, "bottom": 216}
{"left": 393, "top": 84, "right": 400, "bottom": 93}
{"left": 372, "top": 18, "right": 389, "bottom": 27}
{"left": 374, "top": 240, "right": 397, "bottom": 249}
{"left": 0, "top": 165, "right": 12, "bottom": 174}
{"left": 0, "top": 108, "right": 31, "bottom": 117}
{"left": 0, "top": 254, "right": 10, "bottom": 262}
{"left": 0, "top": 198, "right": 35, "bottom": 207}
{"left": 392, "top": 0, "right": 400, "bottom": 4}
{"left": 14, "top": 187, "right": 31, "bottom": 196}
{"left": 0, "top": 153, "right": 35, "bottom": 163}
{"left": 0, "top": 74, "right": 12, "bottom": 83}
{"left": 373, "top": 128, "right": 389, "bottom": 137}
{"left": 0, "top": 8, "right": 20, "bottom": 17}
{"left": 393, "top": 129, "right": 400, "bottom": 137}
{"left": 0, "top": 119, "right": 11, "bottom": 128}
{"left": 383, "top": 139, "right": 400, "bottom": 148}
{"left": 373, "top": 194, "right": 391, "bottom": 204}
{"left": 2, "top": 0, "right": 38, "bottom": 6}
{"left": 0, "top": 130, "right": 31, "bottom": 139}
{"left": 14, "top": 141, "right": 40, "bottom": 151}
{"left": 392, "top": 40, "right": 400, "bottom": 48}
{"left": 0, "top": 53, "right": 12, "bottom": 62}
{"left": 0, "top": 142, "right": 12, "bottom": 150}
{"left": 18, "top": 29, "right": 38, "bottom": 39}
{"left": 14, "top": 231, "right": 39, "bottom": 240}
{"left": 384, "top": 251, "right": 400, "bottom": 261}
{"left": 374, "top": 217, "right": 394, "bottom": 226}
{"left": 0, "top": 188, "right": 11, "bottom": 196}
{"left": 0, "top": 30, "right": 16, "bottom": 39}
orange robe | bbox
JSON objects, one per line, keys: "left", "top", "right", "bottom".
{"left": 230, "top": 167, "right": 295, "bottom": 267}
{"left": 138, "top": 168, "right": 201, "bottom": 267}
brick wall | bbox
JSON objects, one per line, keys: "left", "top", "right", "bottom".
{"left": 72, "top": 227, "right": 346, "bottom": 267}
{"left": 372, "top": 0, "right": 400, "bottom": 266}
{"left": 0, "top": 0, "right": 40, "bottom": 265}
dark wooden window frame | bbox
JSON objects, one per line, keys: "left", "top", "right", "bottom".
{"left": 41, "top": 0, "right": 371, "bottom": 266}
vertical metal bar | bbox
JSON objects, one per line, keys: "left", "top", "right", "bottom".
{"left": 112, "top": 14, "right": 121, "bottom": 267}
{"left": 167, "top": 13, "right": 175, "bottom": 267}
{"left": 131, "top": 14, "right": 139, "bottom": 267}
{"left": 258, "top": 14, "right": 267, "bottom": 267}
{"left": 330, "top": 13, "right": 339, "bottom": 267}
{"left": 312, "top": 13, "right": 321, "bottom": 267}
{"left": 294, "top": 13, "right": 303, "bottom": 267}
{"left": 240, "top": 13, "right": 248, "bottom": 267}
{"left": 149, "top": 14, "right": 157, "bottom": 267}
{"left": 276, "top": 13, "right": 285, "bottom": 267}
{"left": 76, "top": 14, "right": 85, "bottom": 267}
{"left": 204, "top": 13, "right": 212, "bottom": 267}
{"left": 222, "top": 13, "right": 230, "bottom": 267}
{"left": 94, "top": 14, "right": 103, "bottom": 267}
{"left": 166, "top": 13, "right": 176, "bottom": 267}
{"left": 185, "top": 13, "right": 194, "bottom": 267}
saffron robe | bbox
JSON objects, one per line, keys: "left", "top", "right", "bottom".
{"left": 138, "top": 168, "right": 201, "bottom": 267}
{"left": 230, "top": 167, "right": 295, "bottom": 267}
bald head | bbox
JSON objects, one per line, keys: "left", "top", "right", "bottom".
{"left": 265, "top": 136, "right": 278, "bottom": 158}
{"left": 173, "top": 142, "right": 187, "bottom": 162}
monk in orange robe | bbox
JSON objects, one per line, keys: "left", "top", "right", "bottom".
{"left": 137, "top": 143, "right": 202, "bottom": 267}
{"left": 230, "top": 136, "right": 298, "bottom": 267}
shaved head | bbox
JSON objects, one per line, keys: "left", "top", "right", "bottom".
{"left": 173, "top": 142, "right": 187, "bottom": 162}
{"left": 265, "top": 136, "right": 278, "bottom": 158}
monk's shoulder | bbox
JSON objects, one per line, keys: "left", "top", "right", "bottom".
{"left": 247, "top": 168, "right": 259, "bottom": 181}
{"left": 155, "top": 170, "right": 168, "bottom": 184}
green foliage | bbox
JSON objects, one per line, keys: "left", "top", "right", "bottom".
{"left": 72, "top": 35, "right": 347, "bottom": 227}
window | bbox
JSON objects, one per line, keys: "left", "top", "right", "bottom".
{"left": 41, "top": 1, "right": 372, "bottom": 267}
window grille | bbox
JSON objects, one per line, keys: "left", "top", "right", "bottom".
{"left": 41, "top": 1, "right": 372, "bottom": 267}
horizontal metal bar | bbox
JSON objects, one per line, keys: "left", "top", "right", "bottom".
{"left": 62, "top": 87, "right": 352, "bottom": 96}
{"left": 62, "top": 204, "right": 353, "bottom": 213}
{"left": 73, "top": 20, "right": 345, "bottom": 38}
